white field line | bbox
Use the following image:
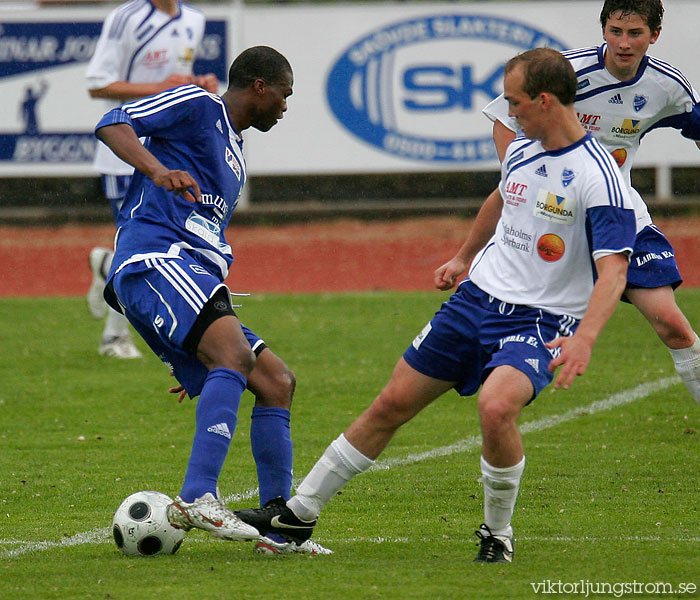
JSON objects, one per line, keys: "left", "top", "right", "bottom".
{"left": 372, "top": 376, "right": 679, "bottom": 470}
{"left": 0, "top": 376, "right": 681, "bottom": 559}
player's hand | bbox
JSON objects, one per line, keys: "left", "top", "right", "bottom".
{"left": 152, "top": 168, "right": 201, "bottom": 203}
{"left": 168, "top": 376, "right": 188, "bottom": 403}
{"left": 195, "top": 73, "right": 219, "bottom": 94}
{"left": 434, "top": 257, "right": 467, "bottom": 290}
{"left": 546, "top": 335, "right": 592, "bottom": 390}
{"left": 161, "top": 73, "right": 194, "bottom": 91}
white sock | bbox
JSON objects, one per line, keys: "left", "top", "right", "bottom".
{"left": 480, "top": 455, "right": 525, "bottom": 538}
{"left": 102, "top": 251, "right": 114, "bottom": 279}
{"left": 669, "top": 334, "right": 700, "bottom": 405}
{"left": 289, "top": 434, "right": 374, "bottom": 521}
{"left": 103, "top": 307, "right": 131, "bottom": 340}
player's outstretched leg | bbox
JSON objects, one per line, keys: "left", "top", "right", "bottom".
{"left": 169, "top": 367, "right": 258, "bottom": 541}
{"left": 247, "top": 348, "right": 333, "bottom": 554}
{"left": 626, "top": 286, "right": 700, "bottom": 404}
{"left": 168, "top": 491, "right": 259, "bottom": 541}
{"left": 235, "top": 496, "right": 316, "bottom": 544}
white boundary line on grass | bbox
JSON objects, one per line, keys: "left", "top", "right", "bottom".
{"left": 0, "top": 376, "right": 681, "bottom": 559}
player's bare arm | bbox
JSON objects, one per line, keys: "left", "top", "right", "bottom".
{"left": 546, "top": 252, "right": 629, "bottom": 389}
{"left": 89, "top": 73, "right": 195, "bottom": 101}
{"left": 434, "top": 187, "right": 504, "bottom": 290}
{"left": 493, "top": 119, "right": 517, "bottom": 163}
{"left": 194, "top": 74, "right": 219, "bottom": 94}
{"left": 96, "top": 123, "right": 201, "bottom": 203}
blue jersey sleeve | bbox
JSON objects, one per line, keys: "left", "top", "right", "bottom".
{"left": 95, "top": 85, "right": 215, "bottom": 141}
{"left": 586, "top": 205, "right": 636, "bottom": 256}
{"left": 642, "top": 102, "right": 700, "bottom": 141}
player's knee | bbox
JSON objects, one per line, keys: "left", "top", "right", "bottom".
{"left": 261, "top": 366, "right": 296, "bottom": 409}
{"left": 368, "top": 389, "right": 412, "bottom": 430}
{"left": 650, "top": 311, "right": 694, "bottom": 348}
{"left": 478, "top": 396, "right": 516, "bottom": 431}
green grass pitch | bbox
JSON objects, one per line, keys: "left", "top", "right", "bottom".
{"left": 0, "top": 291, "right": 698, "bottom": 599}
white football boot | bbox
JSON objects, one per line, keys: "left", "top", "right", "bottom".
{"left": 167, "top": 492, "right": 259, "bottom": 541}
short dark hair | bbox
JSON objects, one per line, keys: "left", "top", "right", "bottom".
{"left": 227, "top": 46, "right": 292, "bottom": 89}
{"left": 505, "top": 48, "right": 577, "bottom": 106}
{"left": 599, "top": 0, "right": 664, "bottom": 34}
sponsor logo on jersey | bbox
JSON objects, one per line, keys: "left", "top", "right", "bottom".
{"left": 577, "top": 112, "right": 601, "bottom": 132}
{"left": 533, "top": 189, "right": 576, "bottom": 225}
{"left": 500, "top": 221, "right": 532, "bottom": 253}
{"left": 610, "top": 118, "right": 642, "bottom": 137}
{"left": 200, "top": 192, "right": 228, "bottom": 219}
{"left": 225, "top": 146, "right": 241, "bottom": 179}
{"left": 633, "top": 94, "right": 648, "bottom": 112}
{"left": 498, "top": 334, "right": 539, "bottom": 349}
{"left": 537, "top": 233, "right": 565, "bottom": 262}
{"left": 505, "top": 180, "right": 528, "bottom": 205}
{"left": 185, "top": 211, "right": 221, "bottom": 247}
{"left": 535, "top": 164, "right": 547, "bottom": 177}
{"left": 635, "top": 250, "right": 673, "bottom": 267}
{"left": 143, "top": 49, "right": 169, "bottom": 69}
{"left": 577, "top": 78, "right": 590, "bottom": 90}
{"left": 608, "top": 93, "right": 623, "bottom": 105}
{"left": 611, "top": 148, "right": 627, "bottom": 167}
{"left": 325, "top": 14, "right": 566, "bottom": 163}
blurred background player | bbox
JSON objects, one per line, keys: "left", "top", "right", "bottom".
{"left": 482, "top": 0, "right": 700, "bottom": 404}
{"left": 95, "top": 46, "right": 329, "bottom": 554}
{"left": 235, "top": 48, "right": 637, "bottom": 563}
{"left": 85, "top": 0, "right": 218, "bottom": 358}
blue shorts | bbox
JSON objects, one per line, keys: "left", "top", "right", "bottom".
{"left": 403, "top": 280, "right": 579, "bottom": 400}
{"left": 109, "top": 253, "right": 264, "bottom": 397}
{"left": 625, "top": 224, "right": 682, "bottom": 291}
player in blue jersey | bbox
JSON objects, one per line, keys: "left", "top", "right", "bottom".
{"left": 483, "top": 0, "right": 700, "bottom": 405}
{"left": 94, "top": 46, "right": 329, "bottom": 554}
{"left": 234, "top": 48, "right": 637, "bottom": 563}
{"left": 86, "top": 0, "right": 218, "bottom": 359}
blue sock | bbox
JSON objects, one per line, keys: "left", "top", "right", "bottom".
{"left": 251, "top": 406, "right": 293, "bottom": 505}
{"left": 179, "top": 367, "right": 246, "bottom": 503}
{"left": 251, "top": 406, "right": 293, "bottom": 544}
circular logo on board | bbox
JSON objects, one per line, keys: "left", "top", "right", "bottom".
{"left": 326, "top": 14, "right": 566, "bottom": 163}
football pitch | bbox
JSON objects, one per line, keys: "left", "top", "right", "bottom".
{"left": 1, "top": 291, "right": 698, "bottom": 599}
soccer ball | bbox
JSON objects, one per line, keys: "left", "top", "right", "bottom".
{"left": 112, "top": 491, "right": 184, "bottom": 556}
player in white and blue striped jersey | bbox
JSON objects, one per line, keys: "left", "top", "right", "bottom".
{"left": 85, "top": 0, "right": 217, "bottom": 359}
{"left": 483, "top": 0, "right": 700, "bottom": 405}
{"left": 233, "top": 48, "right": 636, "bottom": 564}
{"left": 93, "top": 46, "right": 313, "bottom": 550}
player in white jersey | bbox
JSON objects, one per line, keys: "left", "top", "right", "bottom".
{"left": 85, "top": 0, "right": 217, "bottom": 359}
{"left": 482, "top": 0, "right": 700, "bottom": 405}
{"left": 234, "top": 49, "right": 636, "bottom": 563}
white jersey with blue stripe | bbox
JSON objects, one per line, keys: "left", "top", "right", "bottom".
{"left": 95, "top": 85, "right": 246, "bottom": 281}
{"left": 469, "top": 133, "right": 636, "bottom": 320}
{"left": 483, "top": 44, "right": 700, "bottom": 232}
{"left": 86, "top": 0, "right": 206, "bottom": 175}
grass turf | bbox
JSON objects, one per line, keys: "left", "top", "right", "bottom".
{"left": 0, "top": 291, "right": 698, "bottom": 599}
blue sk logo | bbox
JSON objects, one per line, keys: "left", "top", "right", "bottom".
{"left": 561, "top": 168, "right": 575, "bottom": 188}
{"left": 633, "top": 95, "right": 648, "bottom": 112}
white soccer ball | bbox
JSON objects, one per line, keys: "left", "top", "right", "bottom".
{"left": 112, "top": 491, "right": 184, "bottom": 556}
